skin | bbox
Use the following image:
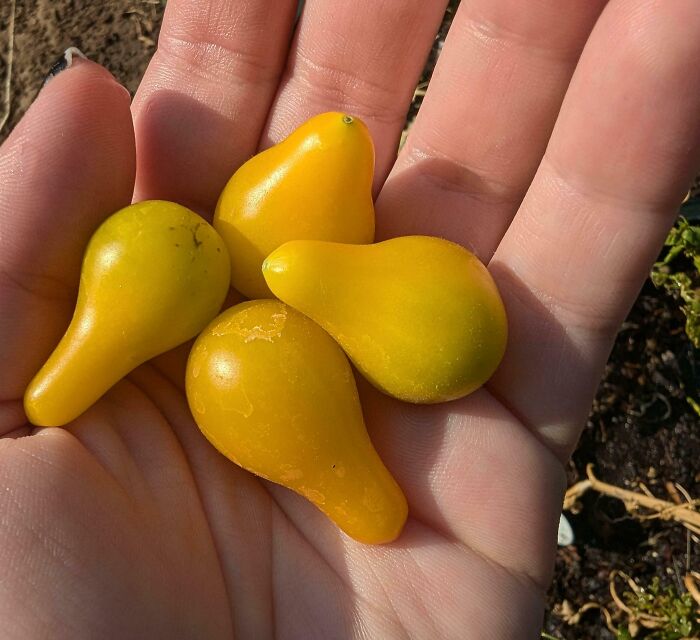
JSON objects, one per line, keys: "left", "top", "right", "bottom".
{"left": 0, "top": 1, "right": 699, "bottom": 638}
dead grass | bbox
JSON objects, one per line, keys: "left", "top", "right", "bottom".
{"left": 0, "top": 0, "right": 15, "bottom": 134}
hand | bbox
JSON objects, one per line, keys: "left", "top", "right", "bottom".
{"left": 1, "top": 1, "right": 698, "bottom": 638}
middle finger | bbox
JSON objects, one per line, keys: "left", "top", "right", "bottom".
{"left": 378, "top": 0, "right": 607, "bottom": 260}
{"left": 262, "top": 0, "right": 449, "bottom": 190}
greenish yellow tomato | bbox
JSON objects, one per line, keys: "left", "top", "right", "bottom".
{"left": 263, "top": 236, "right": 508, "bottom": 403}
{"left": 24, "top": 200, "right": 230, "bottom": 427}
{"left": 186, "top": 300, "right": 407, "bottom": 544}
{"left": 214, "top": 112, "right": 375, "bottom": 299}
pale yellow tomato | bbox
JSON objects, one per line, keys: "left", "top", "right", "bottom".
{"left": 214, "top": 112, "right": 375, "bottom": 299}
{"left": 264, "top": 236, "right": 508, "bottom": 403}
{"left": 24, "top": 200, "right": 230, "bottom": 426}
{"left": 186, "top": 300, "right": 407, "bottom": 544}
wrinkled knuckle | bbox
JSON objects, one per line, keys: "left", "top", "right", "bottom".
{"left": 286, "top": 55, "right": 408, "bottom": 126}
{"left": 157, "top": 34, "right": 278, "bottom": 87}
{"left": 0, "top": 265, "right": 74, "bottom": 304}
{"left": 406, "top": 141, "right": 522, "bottom": 207}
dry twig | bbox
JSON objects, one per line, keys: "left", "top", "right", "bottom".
{"left": 0, "top": 0, "right": 16, "bottom": 134}
{"left": 563, "top": 465, "right": 700, "bottom": 535}
{"left": 609, "top": 571, "right": 667, "bottom": 630}
{"left": 562, "top": 478, "right": 592, "bottom": 510}
{"left": 555, "top": 598, "right": 616, "bottom": 632}
{"left": 686, "top": 572, "right": 700, "bottom": 608}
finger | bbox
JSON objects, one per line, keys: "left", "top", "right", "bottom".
{"left": 489, "top": 0, "right": 700, "bottom": 459}
{"left": 377, "top": 0, "right": 607, "bottom": 259}
{"left": 132, "top": 0, "right": 298, "bottom": 212}
{"left": 262, "top": 0, "right": 448, "bottom": 189}
{"left": 0, "top": 59, "right": 135, "bottom": 403}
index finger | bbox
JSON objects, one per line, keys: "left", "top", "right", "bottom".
{"left": 131, "top": 0, "right": 298, "bottom": 213}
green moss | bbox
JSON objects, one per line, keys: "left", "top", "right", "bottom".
{"left": 651, "top": 217, "right": 700, "bottom": 348}
{"left": 616, "top": 577, "right": 699, "bottom": 639}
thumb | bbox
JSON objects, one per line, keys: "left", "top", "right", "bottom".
{"left": 0, "top": 53, "right": 135, "bottom": 411}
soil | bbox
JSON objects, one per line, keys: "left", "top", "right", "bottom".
{"left": 545, "top": 279, "right": 700, "bottom": 639}
{"left": 0, "top": 0, "right": 164, "bottom": 141}
{"left": 2, "top": 1, "right": 699, "bottom": 638}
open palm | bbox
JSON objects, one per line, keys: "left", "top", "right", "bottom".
{"left": 1, "top": 1, "right": 699, "bottom": 638}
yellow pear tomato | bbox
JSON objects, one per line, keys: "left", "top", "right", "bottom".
{"left": 24, "top": 200, "right": 230, "bottom": 426}
{"left": 214, "top": 112, "right": 375, "bottom": 299}
{"left": 186, "top": 300, "right": 407, "bottom": 544}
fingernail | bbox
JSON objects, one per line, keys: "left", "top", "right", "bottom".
{"left": 43, "top": 47, "right": 88, "bottom": 86}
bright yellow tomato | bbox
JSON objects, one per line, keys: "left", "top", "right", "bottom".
{"left": 186, "top": 300, "right": 407, "bottom": 544}
{"left": 214, "top": 112, "right": 375, "bottom": 299}
{"left": 263, "top": 236, "right": 508, "bottom": 404}
{"left": 24, "top": 200, "right": 230, "bottom": 427}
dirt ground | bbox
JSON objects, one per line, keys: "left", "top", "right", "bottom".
{"left": 547, "top": 277, "right": 700, "bottom": 638}
{"left": 0, "top": 0, "right": 163, "bottom": 140}
{"left": 1, "top": 2, "right": 698, "bottom": 638}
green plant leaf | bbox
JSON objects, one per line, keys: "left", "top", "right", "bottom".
{"left": 651, "top": 217, "right": 700, "bottom": 347}
{"left": 616, "top": 626, "right": 633, "bottom": 640}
